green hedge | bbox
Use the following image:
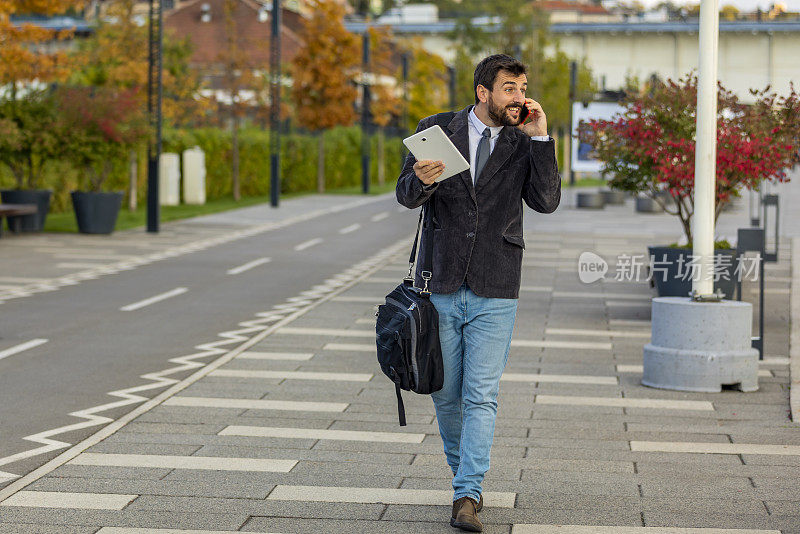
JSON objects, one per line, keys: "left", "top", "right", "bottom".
{"left": 0, "top": 126, "right": 405, "bottom": 213}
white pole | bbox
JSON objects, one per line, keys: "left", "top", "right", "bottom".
{"left": 692, "top": 0, "right": 720, "bottom": 298}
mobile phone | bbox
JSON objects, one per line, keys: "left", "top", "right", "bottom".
{"left": 518, "top": 105, "right": 531, "bottom": 123}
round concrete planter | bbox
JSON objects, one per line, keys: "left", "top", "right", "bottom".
{"left": 635, "top": 197, "right": 662, "bottom": 213}
{"left": 647, "top": 245, "right": 738, "bottom": 299}
{"left": 0, "top": 189, "right": 52, "bottom": 231}
{"left": 576, "top": 192, "right": 605, "bottom": 209}
{"left": 643, "top": 297, "right": 759, "bottom": 392}
{"left": 71, "top": 191, "right": 123, "bottom": 234}
{"left": 600, "top": 190, "right": 626, "bottom": 205}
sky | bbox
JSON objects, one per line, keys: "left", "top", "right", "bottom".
{"left": 635, "top": 0, "right": 800, "bottom": 11}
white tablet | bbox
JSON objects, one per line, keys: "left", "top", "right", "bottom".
{"left": 403, "top": 125, "right": 470, "bottom": 182}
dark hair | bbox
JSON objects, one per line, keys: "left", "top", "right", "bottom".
{"left": 473, "top": 54, "right": 527, "bottom": 104}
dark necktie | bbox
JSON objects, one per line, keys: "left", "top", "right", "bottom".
{"left": 474, "top": 127, "right": 491, "bottom": 184}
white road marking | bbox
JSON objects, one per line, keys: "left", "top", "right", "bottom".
{"left": 0, "top": 276, "right": 52, "bottom": 284}
{"left": 332, "top": 295, "right": 382, "bottom": 303}
{"left": 295, "top": 238, "right": 323, "bottom": 251}
{"left": 616, "top": 364, "right": 771, "bottom": 377}
{"left": 546, "top": 328, "right": 650, "bottom": 339}
{"left": 220, "top": 425, "right": 425, "bottom": 443}
{"left": 120, "top": 287, "right": 188, "bottom": 311}
{"left": 0, "top": 491, "right": 137, "bottom": 510}
{"left": 210, "top": 369, "right": 373, "bottom": 382}
{"left": 535, "top": 395, "right": 714, "bottom": 411}
{"left": 266, "top": 485, "right": 516, "bottom": 507}
{"left": 97, "top": 529, "right": 278, "bottom": 534}
{"left": 226, "top": 257, "right": 271, "bottom": 275}
{"left": 609, "top": 319, "right": 651, "bottom": 327}
{"left": 512, "top": 339, "right": 613, "bottom": 350}
{"left": 371, "top": 211, "right": 389, "bottom": 222}
{"left": 606, "top": 300, "right": 652, "bottom": 307}
{"left": 502, "top": 373, "right": 617, "bottom": 385}
{"left": 237, "top": 351, "right": 314, "bottom": 361}
{"left": 355, "top": 318, "right": 376, "bottom": 324}
{"left": 68, "top": 452, "right": 297, "bottom": 472}
{"left": 56, "top": 262, "right": 109, "bottom": 269}
{"left": 0, "top": 339, "right": 48, "bottom": 362}
{"left": 512, "top": 525, "right": 780, "bottom": 533}
{"left": 324, "top": 343, "right": 375, "bottom": 352}
{"left": 164, "top": 396, "right": 348, "bottom": 412}
{"left": 630, "top": 441, "right": 800, "bottom": 456}
{"left": 520, "top": 286, "right": 554, "bottom": 292}
{"left": 362, "top": 277, "right": 402, "bottom": 283}
{"left": 553, "top": 291, "right": 648, "bottom": 300}
{"left": 54, "top": 253, "right": 136, "bottom": 260}
{"left": 276, "top": 327, "right": 374, "bottom": 338}
{"left": 339, "top": 223, "right": 361, "bottom": 234}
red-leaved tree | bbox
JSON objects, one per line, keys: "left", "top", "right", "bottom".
{"left": 578, "top": 74, "right": 800, "bottom": 244}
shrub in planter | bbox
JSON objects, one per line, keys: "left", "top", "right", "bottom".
{"left": 0, "top": 90, "right": 62, "bottom": 231}
{"left": 578, "top": 75, "right": 800, "bottom": 296}
{"left": 55, "top": 86, "right": 148, "bottom": 234}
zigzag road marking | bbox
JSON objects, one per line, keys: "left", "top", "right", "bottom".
{"left": 0, "top": 235, "right": 409, "bottom": 500}
{"left": 0, "top": 195, "right": 387, "bottom": 306}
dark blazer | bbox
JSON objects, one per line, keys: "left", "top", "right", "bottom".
{"left": 396, "top": 106, "right": 561, "bottom": 299}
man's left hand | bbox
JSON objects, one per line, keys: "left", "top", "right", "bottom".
{"left": 518, "top": 99, "right": 547, "bottom": 137}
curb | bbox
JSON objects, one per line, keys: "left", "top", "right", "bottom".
{"left": 790, "top": 237, "right": 800, "bottom": 422}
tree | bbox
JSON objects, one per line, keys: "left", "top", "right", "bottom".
{"left": 291, "top": 0, "right": 359, "bottom": 192}
{"left": 55, "top": 86, "right": 148, "bottom": 191}
{"left": 367, "top": 26, "right": 402, "bottom": 185}
{"left": 69, "top": 0, "right": 208, "bottom": 126}
{"left": 0, "top": 89, "right": 62, "bottom": 189}
{"left": 0, "top": 0, "right": 83, "bottom": 98}
{"left": 577, "top": 75, "right": 800, "bottom": 245}
{"left": 403, "top": 38, "right": 448, "bottom": 131}
{"left": 720, "top": 4, "right": 739, "bottom": 20}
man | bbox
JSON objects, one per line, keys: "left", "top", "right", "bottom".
{"left": 395, "top": 54, "right": 561, "bottom": 532}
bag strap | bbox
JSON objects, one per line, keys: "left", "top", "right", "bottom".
{"left": 395, "top": 382, "right": 407, "bottom": 426}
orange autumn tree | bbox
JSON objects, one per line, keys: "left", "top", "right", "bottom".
{"left": 0, "top": 0, "right": 83, "bottom": 96}
{"left": 291, "top": 0, "right": 359, "bottom": 193}
{"left": 69, "top": 0, "right": 208, "bottom": 126}
{"left": 367, "top": 25, "right": 402, "bottom": 186}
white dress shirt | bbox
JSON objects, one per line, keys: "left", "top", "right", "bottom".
{"left": 468, "top": 107, "right": 550, "bottom": 185}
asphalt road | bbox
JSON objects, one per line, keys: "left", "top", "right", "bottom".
{"left": 0, "top": 194, "right": 414, "bottom": 486}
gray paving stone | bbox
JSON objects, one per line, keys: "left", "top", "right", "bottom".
{"left": 184, "top": 445, "right": 415, "bottom": 464}
{"left": 642, "top": 510, "right": 790, "bottom": 530}
{"left": 83, "top": 442, "right": 202, "bottom": 456}
{"left": 0, "top": 509, "right": 248, "bottom": 530}
{"left": 41, "top": 465, "right": 173, "bottom": 480}
{"left": 0, "top": 524, "right": 98, "bottom": 534}
{"left": 124, "top": 494, "right": 385, "bottom": 520}
{"left": 242, "top": 517, "right": 512, "bottom": 534}
{"left": 26, "top": 476, "right": 277, "bottom": 499}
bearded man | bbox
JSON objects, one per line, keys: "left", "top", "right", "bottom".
{"left": 395, "top": 53, "right": 561, "bottom": 532}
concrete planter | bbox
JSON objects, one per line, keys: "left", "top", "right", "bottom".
{"left": 635, "top": 196, "right": 663, "bottom": 213}
{"left": 71, "top": 191, "right": 123, "bottom": 234}
{"left": 600, "top": 190, "right": 626, "bottom": 205}
{"left": 576, "top": 192, "right": 605, "bottom": 209}
{"left": 647, "top": 246, "right": 738, "bottom": 299}
{"left": 0, "top": 189, "right": 51, "bottom": 232}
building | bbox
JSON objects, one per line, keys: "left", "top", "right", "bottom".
{"left": 346, "top": 17, "right": 800, "bottom": 102}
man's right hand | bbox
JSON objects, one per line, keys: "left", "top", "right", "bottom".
{"left": 413, "top": 160, "right": 445, "bottom": 185}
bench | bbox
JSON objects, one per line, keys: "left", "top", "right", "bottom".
{"left": 0, "top": 203, "right": 38, "bottom": 237}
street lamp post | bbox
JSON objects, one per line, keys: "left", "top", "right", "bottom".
{"left": 269, "top": 0, "right": 281, "bottom": 207}
{"left": 361, "top": 31, "right": 371, "bottom": 195}
{"left": 146, "top": 0, "right": 163, "bottom": 233}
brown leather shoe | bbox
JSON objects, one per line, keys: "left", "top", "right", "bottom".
{"left": 450, "top": 496, "right": 483, "bottom": 532}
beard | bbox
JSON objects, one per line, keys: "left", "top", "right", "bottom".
{"left": 487, "top": 94, "right": 524, "bottom": 127}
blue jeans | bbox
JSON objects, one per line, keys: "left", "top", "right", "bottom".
{"left": 429, "top": 282, "right": 518, "bottom": 503}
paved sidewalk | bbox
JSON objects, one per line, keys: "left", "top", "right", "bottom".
{"left": 0, "top": 217, "right": 797, "bottom": 532}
